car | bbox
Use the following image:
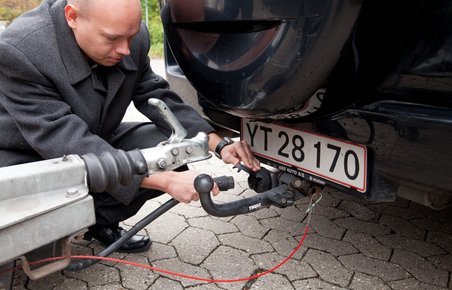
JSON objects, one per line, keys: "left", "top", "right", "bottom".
{"left": 159, "top": 0, "right": 452, "bottom": 210}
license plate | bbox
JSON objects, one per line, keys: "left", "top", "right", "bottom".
{"left": 242, "top": 120, "right": 368, "bottom": 192}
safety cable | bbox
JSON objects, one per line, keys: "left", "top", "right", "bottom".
{"left": 1, "top": 192, "right": 321, "bottom": 284}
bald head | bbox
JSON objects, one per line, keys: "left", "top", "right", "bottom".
{"left": 67, "top": 0, "right": 141, "bottom": 20}
{"left": 65, "top": 0, "right": 143, "bottom": 66}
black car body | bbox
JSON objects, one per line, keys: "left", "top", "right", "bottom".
{"left": 159, "top": 0, "right": 452, "bottom": 209}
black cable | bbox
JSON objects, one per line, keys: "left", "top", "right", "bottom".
{"left": 67, "top": 198, "right": 179, "bottom": 271}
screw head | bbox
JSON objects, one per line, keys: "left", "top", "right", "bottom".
{"left": 171, "top": 148, "right": 179, "bottom": 156}
{"left": 185, "top": 146, "right": 193, "bottom": 154}
{"left": 157, "top": 159, "right": 167, "bottom": 169}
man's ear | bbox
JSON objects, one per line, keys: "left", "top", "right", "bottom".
{"left": 64, "top": 4, "right": 78, "bottom": 29}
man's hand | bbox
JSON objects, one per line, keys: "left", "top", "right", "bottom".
{"left": 208, "top": 133, "right": 260, "bottom": 171}
{"left": 220, "top": 140, "right": 260, "bottom": 171}
{"left": 141, "top": 171, "right": 220, "bottom": 203}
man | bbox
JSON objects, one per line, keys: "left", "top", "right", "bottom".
{"left": 0, "top": 0, "right": 260, "bottom": 253}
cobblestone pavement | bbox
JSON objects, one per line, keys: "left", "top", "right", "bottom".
{"left": 9, "top": 154, "right": 452, "bottom": 289}
{"left": 6, "top": 60, "right": 452, "bottom": 289}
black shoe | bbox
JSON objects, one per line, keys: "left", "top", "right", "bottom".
{"left": 84, "top": 225, "right": 152, "bottom": 253}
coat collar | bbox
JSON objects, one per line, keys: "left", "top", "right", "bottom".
{"left": 49, "top": 0, "right": 137, "bottom": 85}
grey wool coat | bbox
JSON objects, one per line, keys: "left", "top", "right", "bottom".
{"left": 0, "top": 0, "right": 214, "bottom": 204}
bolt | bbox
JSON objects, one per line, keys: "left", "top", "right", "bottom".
{"left": 66, "top": 188, "right": 79, "bottom": 198}
{"left": 291, "top": 178, "right": 303, "bottom": 189}
{"left": 171, "top": 148, "right": 179, "bottom": 156}
{"left": 157, "top": 159, "right": 167, "bottom": 169}
{"left": 185, "top": 146, "right": 193, "bottom": 154}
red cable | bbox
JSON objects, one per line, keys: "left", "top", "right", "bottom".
{"left": 1, "top": 225, "right": 310, "bottom": 283}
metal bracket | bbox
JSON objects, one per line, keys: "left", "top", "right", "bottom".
{"left": 19, "top": 235, "right": 74, "bottom": 280}
{"left": 148, "top": 98, "right": 187, "bottom": 144}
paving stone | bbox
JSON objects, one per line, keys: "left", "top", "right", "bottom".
{"left": 334, "top": 217, "right": 391, "bottom": 236}
{"left": 309, "top": 214, "right": 345, "bottom": 240}
{"left": 11, "top": 268, "right": 28, "bottom": 290}
{"left": 408, "top": 203, "right": 452, "bottom": 223}
{"left": 273, "top": 206, "right": 307, "bottom": 223}
{"left": 187, "top": 283, "right": 224, "bottom": 290}
{"left": 249, "top": 207, "right": 279, "bottom": 219}
{"left": 231, "top": 215, "right": 268, "bottom": 239}
{"left": 338, "top": 253, "right": 410, "bottom": 281}
{"left": 317, "top": 190, "right": 342, "bottom": 207}
{"left": 410, "top": 218, "right": 452, "bottom": 234}
{"left": 343, "top": 230, "right": 391, "bottom": 261}
{"left": 115, "top": 254, "right": 157, "bottom": 290}
{"left": 152, "top": 258, "right": 210, "bottom": 287}
{"left": 264, "top": 230, "right": 306, "bottom": 260}
{"left": 303, "top": 233, "right": 358, "bottom": 256}
{"left": 150, "top": 277, "right": 183, "bottom": 290}
{"left": 64, "top": 263, "right": 121, "bottom": 287}
{"left": 292, "top": 278, "right": 347, "bottom": 289}
{"left": 188, "top": 216, "right": 238, "bottom": 235}
{"left": 145, "top": 242, "right": 177, "bottom": 262}
{"left": 339, "top": 200, "right": 378, "bottom": 222}
{"left": 249, "top": 272, "right": 294, "bottom": 289}
{"left": 294, "top": 195, "right": 312, "bottom": 206}
{"left": 53, "top": 278, "right": 88, "bottom": 290}
{"left": 300, "top": 204, "right": 349, "bottom": 219}
{"left": 427, "top": 254, "right": 452, "bottom": 272}
{"left": 376, "top": 234, "right": 445, "bottom": 257}
{"left": 304, "top": 249, "right": 353, "bottom": 287}
{"left": 200, "top": 245, "right": 256, "bottom": 290}
{"left": 379, "top": 214, "right": 426, "bottom": 240}
{"left": 171, "top": 227, "right": 219, "bottom": 264}
{"left": 211, "top": 215, "right": 235, "bottom": 222}
{"left": 260, "top": 217, "right": 305, "bottom": 236}
{"left": 349, "top": 272, "right": 391, "bottom": 290}
{"left": 331, "top": 191, "right": 369, "bottom": 204}
{"left": 391, "top": 197, "right": 412, "bottom": 207}
{"left": 367, "top": 204, "right": 424, "bottom": 220}
{"left": 89, "top": 283, "right": 127, "bottom": 290}
{"left": 72, "top": 242, "right": 94, "bottom": 256}
{"left": 145, "top": 212, "right": 188, "bottom": 244}
{"left": 218, "top": 232, "right": 273, "bottom": 254}
{"left": 28, "top": 271, "right": 65, "bottom": 290}
{"left": 391, "top": 250, "right": 449, "bottom": 287}
{"left": 426, "top": 231, "right": 452, "bottom": 253}
{"left": 252, "top": 252, "right": 317, "bottom": 281}
{"left": 169, "top": 204, "right": 210, "bottom": 218}
{"left": 388, "top": 278, "right": 449, "bottom": 290}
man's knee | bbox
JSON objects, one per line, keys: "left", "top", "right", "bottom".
{"left": 112, "top": 123, "right": 170, "bottom": 151}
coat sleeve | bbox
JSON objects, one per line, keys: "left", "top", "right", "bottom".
{"left": 131, "top": 27, "right": 215, "bottom": 139}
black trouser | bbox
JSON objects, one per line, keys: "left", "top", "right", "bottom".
{"left": 0, "top": 123, "right": 181, "bottom": 226}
